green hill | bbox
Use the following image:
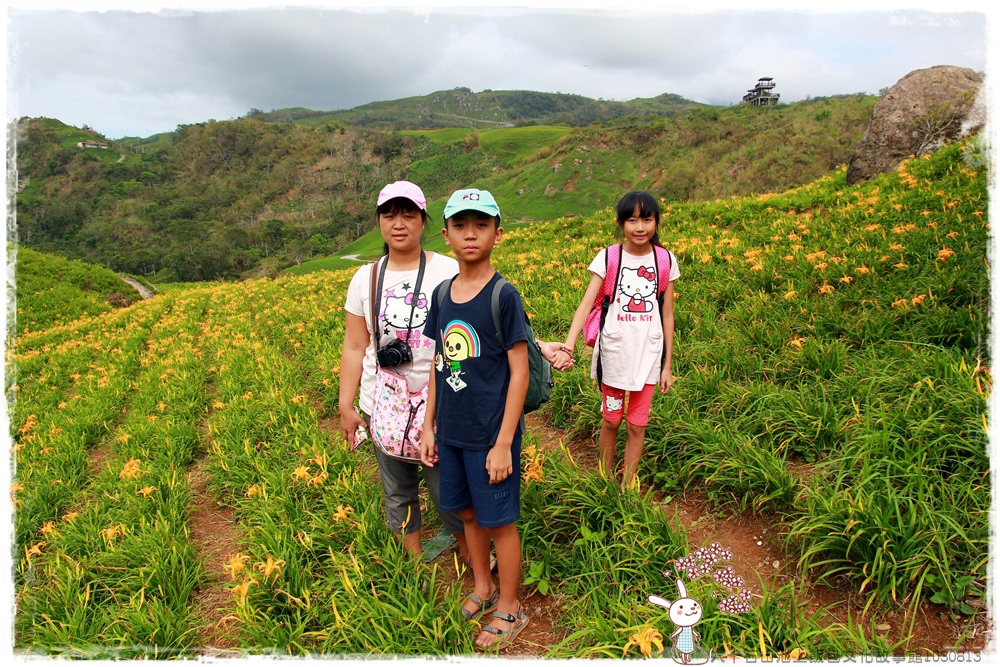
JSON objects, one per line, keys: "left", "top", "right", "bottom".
{"left": 14, "top": 94, "right": 876, "bottom": 282}
{"left": 288, "top": 96, "right": 879, "bottom": 272}
{"left": 259, "top": 87, "right": 708, "bottom": 130}
{"left": 7, "top": 244, "right": 145, "bottom": 336}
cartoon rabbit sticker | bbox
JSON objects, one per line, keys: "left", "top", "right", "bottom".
{"left": 649, "top": 579, "right": 709, "bottom": 665}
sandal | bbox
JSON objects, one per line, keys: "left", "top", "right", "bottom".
{"left": 460, "top": 587, "right": 500, "bottom": 622}
{"left": 475, "top": 603, "right": 529, "bottom": 651}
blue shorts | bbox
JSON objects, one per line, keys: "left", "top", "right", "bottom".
{"left": 438, "top": 436, "right": 521, "bottom": 529}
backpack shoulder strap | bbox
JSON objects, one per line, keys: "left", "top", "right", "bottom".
{"left": 654, "top": 246, "right": 672, "bottom": 298}
{"left": 436, "top": 277, "right": 453, "bottom": 309}
{"left": 652, "top": 246, "right": 672, "bottom": 372}
{"left": 491, "top": 277, "right": 508, "bottom": 348}
{"left": 491, "top": 276, "right": 529, "bottom": 435}
{"left": 607, "top": 244, "right": 622, "bottom": 297}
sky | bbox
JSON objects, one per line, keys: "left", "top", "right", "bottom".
{"left": 3, "top": 0, "right": 992, "bottom": 139}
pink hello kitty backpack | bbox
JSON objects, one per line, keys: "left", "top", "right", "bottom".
{"left": 583, "top": 243, "right": 672, "bottom": 347}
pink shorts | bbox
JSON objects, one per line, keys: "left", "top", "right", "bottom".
{"left": 600, "top": 383, "right": 656, "bottom": 427}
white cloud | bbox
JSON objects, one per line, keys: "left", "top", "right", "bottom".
{"left": 5, "top": 5, "right": 989, "bottom": 137}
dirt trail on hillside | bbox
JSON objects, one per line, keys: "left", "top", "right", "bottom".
{"left": 117, "top": 274, "right": 156, "bottom": 299}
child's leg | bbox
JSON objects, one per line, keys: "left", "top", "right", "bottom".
{"left": 620, "top": 384, "right": 656, "bottom": 487}
{"left": 465, "top": 438, "right": 525, "bottom": 648}
{"left": 622, "top": 421, "right": 646, "bottom": 487}
{"left": 460, "top": 507, "right": 496, "bottom": 616}
{"left": 422, "top": 462, "right": 470, "bottom": 564}
{"left": 437, "top": 441, "right": 493, "bottom": 611}
{"left": 598, "top": 418, "right": 621, "bottom": 475}
{"left": 476, "top": 522, "right": 522, "bottom": 648}
{"left": 599, "top": 384, "right": 627, "bottom": 477}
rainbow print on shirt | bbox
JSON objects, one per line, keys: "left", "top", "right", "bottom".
{"left": 439, "top": 320, "right": 480, "bottom": 392}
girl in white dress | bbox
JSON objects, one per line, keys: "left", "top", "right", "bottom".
{"left": 561, "top": 191, "right": 680, "bottom": 487}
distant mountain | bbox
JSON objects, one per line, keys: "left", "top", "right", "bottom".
{"left": 14, "top": 93, "right": 877, "bottom": 283}
{"left": 252, "top": 88, "right": 709, "bottom": 130}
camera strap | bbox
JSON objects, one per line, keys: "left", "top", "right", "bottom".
{"left": 370, "top": 251, "right": 427, "bottom": 357}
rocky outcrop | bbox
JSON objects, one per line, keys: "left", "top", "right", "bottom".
{"left": 846, "top": 66, "right": 983, "bottom": 185}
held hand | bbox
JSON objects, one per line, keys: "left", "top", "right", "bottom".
{"left": 340, "top": 407, "right": 365, "bottom": 450}
{"left": 659, "top": 368, "right": 674, "bottom": 394}
{"left": 420, "top": 431, "right": 438, "bottom": 467}
{"left": 539, "top": 340, "right": 574, "bottom": 371}
{"left": 485, "top": 444, "right": 513, "bottom": 484}
{"left": 550, "top": 349, "right": 574, "bottom": 371}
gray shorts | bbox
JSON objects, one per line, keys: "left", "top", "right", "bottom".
{"left": 365, "top": 412, "right": 464, "bottom": 537}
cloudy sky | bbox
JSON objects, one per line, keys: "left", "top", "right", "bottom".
{"left": 3, "top": 1, "right": 992, "bottom": 139}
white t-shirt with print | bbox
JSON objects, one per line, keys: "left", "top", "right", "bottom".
{"left": 587, "top": 246, "right": 680, "bottom": 391}
{"left": 345, "top": 252, "right": 459, "bottom": 415}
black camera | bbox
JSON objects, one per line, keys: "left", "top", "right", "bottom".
{"left": 376, "top": 338, "right": 413, "bottom": 368}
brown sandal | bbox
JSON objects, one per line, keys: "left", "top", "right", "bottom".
{"left": 475, "top": 603, "right": 529, "bottom": 651}
{"left": 460, "top": 588, "right": 499, "bottom": 622}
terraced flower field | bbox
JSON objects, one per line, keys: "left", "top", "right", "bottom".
{"left": 8, "top": 138, "right": 989, "bottom": 658}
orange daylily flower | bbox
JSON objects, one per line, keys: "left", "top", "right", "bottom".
{"left": 223, "top": 553, "right": 250, "bottom": 580}
{"left": 255, "top": 556, "right": 285, "bottom": 580}
{"left": 333, "top": 505, "right": 355, "bottom": 523}
{"left": 119, "top": 458, "right": 144, "bottom": 479}
{"left": 623, "top": 625, "right": 665, "bottom": 658}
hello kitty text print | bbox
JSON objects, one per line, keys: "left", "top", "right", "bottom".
{"left": 380, "top": 289, "right": 433, "bottom": 348}
{"left": 617, "top": 265, "right": 658, "bottom": 316}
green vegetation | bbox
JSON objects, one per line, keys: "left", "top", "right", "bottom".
{"left": 8, "top": 245, "right": 142, "bottom": 336}
{"left": 9, "top": 137, "right": 988, "bottom": 657}
{"left": 15, "top": 94, "right": 876, "bottom": 282}
{"left": 260, "top": 87, "right": 708, "bottom": 130}
{"left": 525, "top": 139, "right": 988, "bottom": 626}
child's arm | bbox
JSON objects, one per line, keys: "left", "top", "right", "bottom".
{"left": 420, "top": 369, "right": 439, "bottom": 467}
{"left": 486, "top": 340, "right": 529, "bottom": 484}
{"left": 659, "top": 280, "right": 675, "bottom": 393}
{"left": 338, "top": 312, "right": 370, "bottom": 448}
{"left": 563, "top": 273, "right": 604, "bottom": 352}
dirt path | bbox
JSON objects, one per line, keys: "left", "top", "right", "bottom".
{"left": 187, "top": 457, "right": 243, "bottom": 657}
{"left": 117, "top": 274, "right": 156, "bottom": 299}
{"left": 432, "top": 112, "right": 514, "bottom": 128}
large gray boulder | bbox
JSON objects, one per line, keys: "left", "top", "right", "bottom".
{"left": 846, "top": 65, "right": 983, "bottom": 185}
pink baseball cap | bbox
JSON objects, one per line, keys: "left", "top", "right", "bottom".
{"left": 377, "top": 180, "right": 427, "bottom": 212}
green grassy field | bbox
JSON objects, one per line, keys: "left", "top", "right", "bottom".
{"left": 285, "top": 219, "right": 533, "bottom": 275}
{"left": 9, "top": 138, "right": 989, "bottom": 658}
{"left": 8, "top": 245, "right": 144, "bottom": 336}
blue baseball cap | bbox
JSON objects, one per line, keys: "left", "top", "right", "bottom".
{"left": 443, "top": 188, "right": 501, "bottom": 222}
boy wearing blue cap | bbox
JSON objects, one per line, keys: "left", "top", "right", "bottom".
{"left": 420, "top": 188, "right": 530, "bottom": 650}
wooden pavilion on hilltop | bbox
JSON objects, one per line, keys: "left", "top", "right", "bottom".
{"left": 742, "top": 77, "right": 780, "bottom": 106}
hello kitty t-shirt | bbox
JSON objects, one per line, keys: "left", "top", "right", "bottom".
{"left": 587, "top": 246, "right": 680, "bottom": 391}
{"left": 345, "top": 252, "right": 459, "bottom": 415}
